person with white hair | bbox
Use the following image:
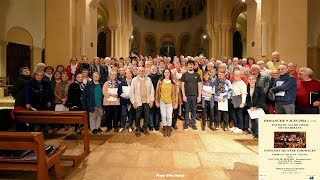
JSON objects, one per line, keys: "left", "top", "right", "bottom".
{"left": 295, "top": 67, "right": 320, "bottom": 114}
{"left": 228, "top": 57, "right": 243, "bottom": 75}
{"left": 35, "top": 63, "right": 46, "bottom": 72}
{"left": 270, "top": 65, "right": 297, "bottom": 114}
{"left": 256, "top": 60, "right": 270, "bottom": 77}
{"left": 266, "top": 51, "right": 285, "bottom": 70}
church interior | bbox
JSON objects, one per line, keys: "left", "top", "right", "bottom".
{"left": 0, "top": 0, "right": 319, "bottom": 179}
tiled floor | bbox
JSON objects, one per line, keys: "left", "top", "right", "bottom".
{"left": 0, "top": 119, "right": 258, "bottom": 180}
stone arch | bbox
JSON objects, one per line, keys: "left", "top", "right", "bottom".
{"left": 97, "top": 3, "right": 111, "bottom": 57}
{"left": 143, "top": 32, "right": 157, "bottom": 57}
{"left": 177, "top": 32, "right": 193, "bottom": 56}
{"left": 159, "top": 33, "right": 176, "bottom": 47}
{"left": 7, "top": 26, "right": 33, "bottom": 46}
{"left": 194, "top": 28, "right": 208, "bottom": 56}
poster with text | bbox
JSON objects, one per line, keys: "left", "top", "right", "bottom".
{"left": 259, "top": 115, "right": 320, "bottom": 180}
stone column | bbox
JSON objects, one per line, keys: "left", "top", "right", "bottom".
{"left": 45, "top": 0, "right": 73, "bottom": 68}
{"left": 0, "top": 40, "right": 7, "bottom": 77}
{"left": 31, "top": 47, "right": 43, "bottom": 73}
{"left": 222, "top": 23, "right": 232, "bottom": 58}
{"left": 221, "top": 24, "right": 226, "bottom": 58}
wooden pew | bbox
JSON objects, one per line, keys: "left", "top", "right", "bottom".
{"left": 13, "top": 111, "right": 90, "bottom": 167}
{"left": 0, "top": 132, "right": 67, "bottom": 180}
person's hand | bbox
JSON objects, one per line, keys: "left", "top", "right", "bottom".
{"left": 183, "top": 96, "right": 187, "bottom": 102}
{"left": 26, "top": 104, "right": 31, "bottom": 110}
{"left": 239, "top": 103, "right": 245, "bottom": 108}
{"left": 125, "top": 95, "right": 130, "bottom": 99}
{"left": 111, "top": 94, "right": 118, "bottom": 98}
{"left": 149, "top": 101, "right": 154, "bottom": 108}
{"left": 156, "top": 102, "right": 160, "bottom": 107}
{"left": 250, "top": 107, "right": 255, "bottom": 111}
{"left": 133, "top": 103, "right": 138, "bottom": 109}
{"left": 222, "top": 98, "right": 226, "bottom": 102}
{"left": 47, "top": 102, "right": 51, "bottom": 108}
{"left": 174, "top": 105, "right": 178, "bottom": 109}
{"left": 197, "top": 96, "right": 201, "bottom": 103}
{"left": 313, "top": 101, "right": 320, "bottom": 107}
{"left": 218, "top": 97, "right": 222, "bottom": 102}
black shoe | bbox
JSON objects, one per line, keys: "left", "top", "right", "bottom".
{"left": 172, "top": 125, "right": 178, "bottom": 130}
{"left": 247, "top": 130, "right": 253, "bottom": 136}
{"left": 92, "top": 129, "right": 97, "bottom": 134}
{"left": 155, "top": 126, "right": 159, "bottom": 131}
{"left": 142, "top": 130, "right": 150, "bottom": 136}
{"left": 149, "top": 127, "right": 154, "bottom": 131}
{"left": 135, "top": 131, "right": 141, "bottom": 137}
{"left": 97, "top": 128, "right": 102, "bottom": 133}
{"left": 106, "top": 128, "right": 112, "bottom": 132}
{"left": 114, "top": 128, "right": 119, "bottom": 132}
{"left": 192, "top": 125, "right": 198, "bottom": 131}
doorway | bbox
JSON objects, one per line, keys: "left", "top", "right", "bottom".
{"left": 97, "top": 31, "right": 107, "bottom": 58}
{"left": 6, "top": 42, "right": 31, "bottom": 84}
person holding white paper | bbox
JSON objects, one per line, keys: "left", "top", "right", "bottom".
{"left": 230, "top": 70, "right": 247, "bottom": 134}
{"left": 103, "top": 70, "right": 121, "bottom": 132}
{"left": 270, "top": 65, "right": 297, "bottom": 114}
{"left": 244, "top": 75, "right": 268, "bottom": 140}
{"left": 201, "top": 71, "right": 215, "bottom": 131}
{"left": 118, "top": 69, "right": 134, "bottom": 132}
{"left": 213, "top": 70, "right": 232, "bottom": 131}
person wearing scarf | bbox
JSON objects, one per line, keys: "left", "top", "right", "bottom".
{"left": 66, "top": 57, "right": 80, "bottom": 81}
{"left": 66, "top": 73, "right": 85, "bottom": 134}
{"left": 103, "top": 70, "right": 121, "bottom": 132}
{"left": 213, "top": 70, "right": 232, "bottom": 131}
{"left": 54, "top": 72, "right": 71, "bottom": 131}
{"left": 43, "top": 66, "right": 54, "bottom": 82}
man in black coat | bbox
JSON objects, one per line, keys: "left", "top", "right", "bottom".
{"left": 12, "top": 67, "right": 31, "bottom": 108}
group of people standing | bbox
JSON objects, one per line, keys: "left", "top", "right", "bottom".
{"left": 12, "top": 51, "right": 320, "bottom": 140}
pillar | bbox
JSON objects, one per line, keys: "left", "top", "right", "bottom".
{"left": 45, "top": 0, "right": 73, "bottom": 68}
{"left": 31, "top": 47, "right": 43, "bottom": 72}
{"left": 246, "top": 0, "right": 261, "bottom": 59}
{"left": 277, "top": 0, "right": 307, "bottom": 67}
{"left": 0, "top": 40, "right": 7, "bottom": 77}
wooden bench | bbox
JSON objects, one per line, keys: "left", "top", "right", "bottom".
{"left": 13, "top": 111, "right": 90, "bottom": 167}
{"left": 0, "top": 132, "right": 67, "bottom": 180}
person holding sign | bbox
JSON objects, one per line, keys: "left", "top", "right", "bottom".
{"left": 103, "top": 70, "right": 121, "bottom": 132}
{"left": 201, "top": 71, "right": 215, "bottom": 131}
{"left": 213, "top": 70, "right": 232, "bottom": 131}
{"left": 245, "top": 75, "right": 268, "bottom": 140}
{"left": 118, "top": 69, "right": 134, "bottom": 133}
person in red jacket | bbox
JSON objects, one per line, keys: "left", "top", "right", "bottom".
{"left": 66, "top": 57, "right": 80, "bottom": 81}
{"left": 296, "top": 67, "right": 320, "bottom": 114}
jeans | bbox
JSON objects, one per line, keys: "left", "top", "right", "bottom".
{"left": 214, "top": 101, "right": 229, "bottom": 129}
{"left": 121, "top": 105, "right": 134, "bottom": 128}
{"left": 104, "top": 105, "right": 120, "bottom": 130}
{"left": 184, "top": 96, "right": 197, "bottom": 128}
{"left": 135, "top": 103, "right": 150, "bottom": 131}
{"left": 149, "top": 105, "right": 160, "bottom": 128}
{"left": 202, "top": 101, "right": 214, "bottom": 127}
{"left": 160, "top": 100, "right": 173, "bottom": 126}
{"left": 275, "top": 102, "right": 295, "bottom": 114}
{"left": 251, "top": 118, "right": 258, "bottom": 137}
{"left": 89, "top": 107, "right": 103, "bottom": 131}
